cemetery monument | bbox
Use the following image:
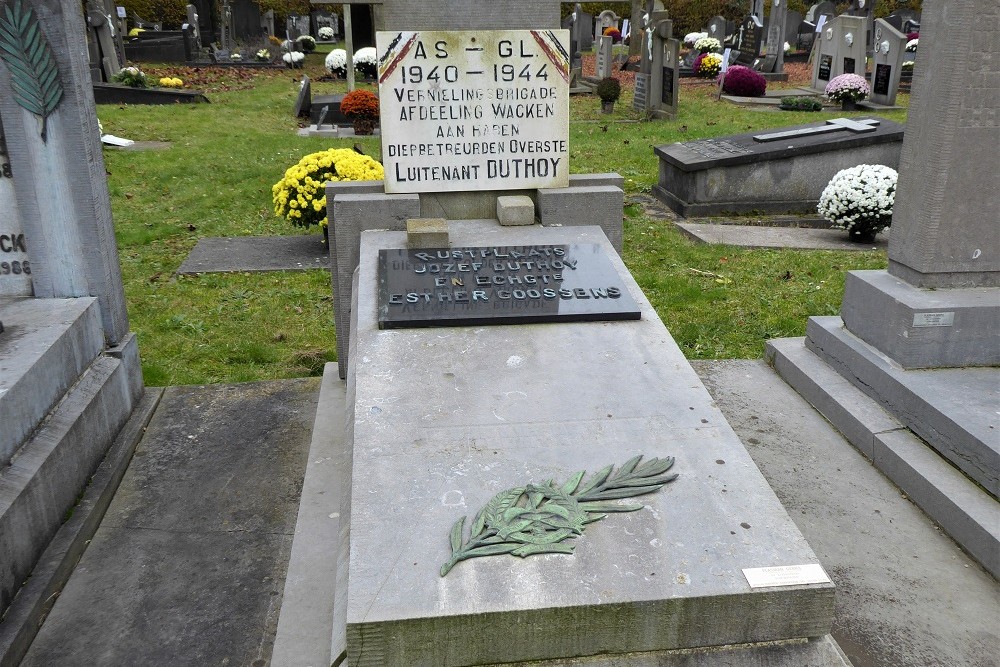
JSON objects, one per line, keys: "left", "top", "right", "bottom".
{"left": 770, "top": 0, "right": 999, "bottom": 579}
{"left": 274, "top": 2, "right": 850, "bottom": 666}
{"left": 868, "top": 18, "right": 907, "bottom": 107}
{"left": 0, "top": 0, "right": 145, "bottom": 652}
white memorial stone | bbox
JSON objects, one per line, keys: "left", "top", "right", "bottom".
{"left": 378, "top": 30, "right": 570, "bottom": 194}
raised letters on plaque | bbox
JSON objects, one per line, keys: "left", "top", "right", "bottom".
{"left": 378, "top": 244, "right": 641, "bottom": 328}
{"left": 377, "top": 30, "right": 570, "bottom": 194}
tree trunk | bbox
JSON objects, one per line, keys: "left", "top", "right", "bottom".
{"left": 628, "top": 0, "right": 644, "bottom": 58}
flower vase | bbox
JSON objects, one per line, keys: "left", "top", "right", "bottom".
{"left": 848, "top": 228, "right": 878, "bottom": 243}
{"left": 353, "top": 118, "right": 376, "bottom": 135}
{"left": 601, "top": 100, "right": 615, "bottom": 114}
{"left": 841, "top": 98, "right": 860, "bottom": 111}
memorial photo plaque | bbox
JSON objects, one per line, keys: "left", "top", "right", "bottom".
{"left": 843, "top": 56, "right": 856, "bottom": 74}
{"left": 873, "top": 63, "right": 891, "bottom": 96}
{"left": 818, "top": 54, "right": 832, "bottom": 80}
{"left": 378, "top": 244, "right": 641, "bottom": 328}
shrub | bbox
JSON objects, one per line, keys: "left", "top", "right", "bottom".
{"left": 272, "top": 149, "right": 385, "bottom": 229}
{"left": 340, "top": 89, "right": 380, "bottom": 119}
{"left": 721, "top": 65, "right": 766, "bottom": 97}
{"left": 779, "top": 96, "right": 822, "bottom": 111}
{"left": 595, "top": 77, "right": 621, "bottom": 103}
{"left": 817, "top": 164, "right": 897, "bottom": 239}
{"left": 693, "top": 52, "right": 722, "bottom": 78}
{"left": 325, "top": 49, "right": 348, "bottom": 77}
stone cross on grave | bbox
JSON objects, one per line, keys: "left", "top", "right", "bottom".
{"left": 753, "top": 117, "right": 878, "bottom": 142}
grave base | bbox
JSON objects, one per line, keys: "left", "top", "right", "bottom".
{"left": 93, "top": 83, "right": 209, "bottom": 105}
{"left": 330, "top": 221, "right": 835, "bottom": 666}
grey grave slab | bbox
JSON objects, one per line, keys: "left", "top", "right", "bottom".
{"left": 675, "top": 223, "right": 889, "bottom": 251}
{"left": 175, "top": 235, "right": 330, "bottom": 274}
{"left": 652, "top": 117, "right": 904, "bottom": 217}
{"left": 342, "top": 221, "right": 834, "bottom": 666}
{"left": 21, "top": 379, "right": 320, "bottom": 666}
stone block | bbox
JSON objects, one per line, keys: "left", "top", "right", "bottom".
{"left": 569, "top": 172, "right": 625, "bottom": 189}
{"left": 537, "top": 185, "right": 624, "bottom": 254}
{"left": 804, "top": 316, "right": 999, "bottom": 498}
{"left": 840, "top": 270, "right": 1000, "bottom": 368}
{"left": 342, "top": 221, "right": 834, "bottom": 666}
{"left": 0, "top": 298, "right": 104, "bottom": 466}
{"left": 329, "top": 191, "right": 421, "bottom": 379}
{"left": 407, "top": 218, "right": 449, "bottom": 247}
{"left": 496, "top": 195, "right": 535, "bottom": 226}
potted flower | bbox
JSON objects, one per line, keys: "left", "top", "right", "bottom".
{"left": 824, "top": 73, "right": 870, "bottom": 111}
{"left": 283, "top": 51, "right": 305, "bottom": 69}
{"left": 272, "top": 147, "right": 386, "bottom": 244}
{"left": 255, "top": 48, "right": 271, "bottom": 63}
{"left": 693, "top": 36, "right": 722, "bottom": 54}
{"left": 318, "top": 26, "right": 335, "bottom": 42}
{"left": 683, "top": 32, "right": 707, "bottom": 48}
{"left": 817, "top": 164, "right": 897, "bottom": 243}
{"left": 297, "top": 35, "right": 316, "bottom": 53}
{"left": 353, "top": 47, "right": 378, "bottom": 79}
{"left": 595, "top": 77, "right": 621, "bottom": 113}
{"left": 602, "top": 26, "right": 622, "bottom": 43}
{"left": 112, "top": 66, "right": 148, "bottom": 88}
{"left": 720, "top": 65, "right": 766, "bottom": 97}
{"left": 693, "top": 52, "right": 722, "bottom": 78}
{"left": 340, "top": 88, "right": 380, "bottom": 135}
{"left": 325, "top": 49, "right": 348, "bottom": 78}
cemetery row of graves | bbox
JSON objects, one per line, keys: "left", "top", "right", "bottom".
{"left": 91, "top": 41, "right": 902, "bottom": 386}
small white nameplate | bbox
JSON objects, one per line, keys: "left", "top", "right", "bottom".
{"left": 913, "top": 312, "right": 955, "bottom": 328}
{"left": 743, "top": 563, "right": 831, "bottom": 588}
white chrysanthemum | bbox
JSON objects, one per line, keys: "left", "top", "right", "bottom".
{"left": 283, "top": 51, "right": 305, "bottom": 64}
{"left": 684, "top": 31, "right": 707, "bottom": 47}
{"left": 905, "top": 38, "right": 918, "bottom": 51}
{"left": 693, "top": 36, "right": 722, "bottom": 53}
{"left": 353, "top": 47, "right": 377, "bottom": 65}
{"left": 325, "top": 49, "right": 347, "bottom": 73}
{"left": 817, "top": 164, "right": 898, "bottom": 236}
{"left": 318, "top": 26, "right": 335, "bottom": 41}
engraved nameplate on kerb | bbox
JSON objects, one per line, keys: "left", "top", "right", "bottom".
{"left": 743, "top": 564, "right": 832, "bottom": 588}
{"left": 683, "top": 139, "right": 753, "bottom": 158}
{"left": 378, "top": 243, "right": 641, "bottom": 328}
{"left": 912, "top": 312, "right": 955, "bottom": 328}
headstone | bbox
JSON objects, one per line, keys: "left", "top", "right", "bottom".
{"left": 219, "top": 0, "right": 232, "bottom": 49}
{"left": 0, "top": 0, "right": 143, "bottom": 634}
{"left": 886, "top": 8, "right": 920, "bottom": 34}
{"left": 186, "top": 3, "right": 201, "bottom": 49}
{"left": 847, "top": 0, "right": 874, "bottom": 50}
{"left": 595, "top": 9, "right": 617, "bottom": 42}
{"left": 634, "top": 10, "right": 668, "bottom": 113}
{"left": 648, "top": 17, "right": 678, "bottom": 119}
{"left": 286, "top": 13, "right": 309, "bottom": 40}
{"left": 596, "top": 35, "right": 613, "bottom": 79}
{"left": 763, "top": 0, "right": 788, "bottom": 73}
{"left": 750, "top": 0, "right": 765, "bottom": 19}
{"left": 707, "top": 15, "right": 727, "bottom": 40}
{"left": 652, "top": 117, "right": 905, "bottom": 216}
{"left": 733, "top": 15, "right": 764, "bottom": 65}
{"left": 84, "top": 1, "right": 123, "bottom": 82}
{"left": 805, "top": 1, "right": 836, "bottom": 24}
{"left": 0, "top": 113, "right": 30, "bottom": 296}
{"left": 785, "top": 9, "right": 802, "bottom": 44}
{"left": 260, "top": 8, "right": 274, "bottom": 37}
{"left": 811, "top": 15, "right": 866, "bottom": 91}
{"left": 293, "top": 75, "right": 311, "bottom": 118}
{"left": 313, "top": 10, "right": 337, "bottom": 39}
{"left": 869, "top": 19, "right": 906, "bottom": 106}
{"left": 796, "top": 20, "right": 815, "bottom": 51}
{"left": 377, "top": 30, "right": 570, "bottom": 194}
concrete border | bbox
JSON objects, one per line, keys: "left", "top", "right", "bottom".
{"left": 0, "top": 388, "right": 162, "bottom": 667}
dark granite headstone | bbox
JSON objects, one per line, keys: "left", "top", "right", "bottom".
{"left": 785, "top": 10, "right": 803, "bottom": 43}
{"left": 733, "top": 15, "right": 763, "bottom": 65}
{"left": 378, "top": 244, "right": 641, "bottom": 328}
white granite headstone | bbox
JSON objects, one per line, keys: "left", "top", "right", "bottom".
{"left": 378, "top": 30, "right": 570, "bottom": 194}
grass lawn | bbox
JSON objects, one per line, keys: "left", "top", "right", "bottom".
{"left": 100, "top": 53, "right": 905, "bottom": 385}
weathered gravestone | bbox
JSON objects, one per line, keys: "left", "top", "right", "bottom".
{"left": 707, "top": 14, "right": 726, "bottom": 41}
{"left": 784, "top": 9, "right": 802, "bottom": 45}
{"left": 770, "top": 0, "right": 1000, "bottom": 580}
{"left": 733, "top": 14, "right": 764, "bottom": 65}
{"left": 761, "top": 0, "right": 788, "bottom": 74}
{"left": 811, "top": 14, "right": 866, "bottom": 91}
{"left": 805, "top": 1, "right": 836, "bottom": 25}
{"left": 596, "top": 34, "right": 613, "bottom": 79}
{"left": 869, "top": 19, "right": 907, "bottom": 106}
{"left": 652, "top": 117, "right": 905, "bottom": 216}
{"left": 287, "top": 13, "right": 310, "bottom": 39}
{"left": 647, "top": 16, "right": 679, "bottom": 119}
{"left": 595, "top": 8, "right": 617, "bottom": 41}
{"left": 0, "top": 0, "right": 145, "bottom": 654}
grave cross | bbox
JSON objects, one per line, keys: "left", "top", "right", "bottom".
{"left": 753, "top": 117, "right": 879, "bottom": 142}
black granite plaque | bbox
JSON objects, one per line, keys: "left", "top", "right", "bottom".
{"left": 873, "top": 63, "right": 891, "bottom": 95}
{"left": 661, "top": 66, "right": 674, "bottom": 103}
{"left": 378, "top": 244, "right": 641, "bottom": 329}
{"left": 843, "top": 56, "right": 856, "bottom": 74}
{"left": 818, "top": 54, "right": 832, "bottom": 80}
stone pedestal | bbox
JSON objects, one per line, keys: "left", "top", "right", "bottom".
{"left": 771, "top": 0, "right": 1000, "bottom": 579}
